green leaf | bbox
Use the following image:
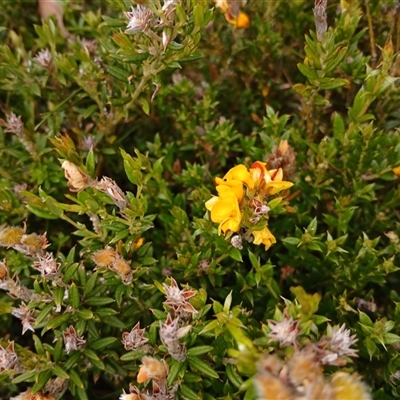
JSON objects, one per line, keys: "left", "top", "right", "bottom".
{"left": 120, "top": 349, "right": 146, "bottom": 361}
{"left": 282, "top": 237, "right": 301, "bottom": 246}
{"left": 89, "top": 337, "right": 118, "bottom": 351}
{"left": 187, "top": 346, "right": 214, "bottom": 357}
{"left": 77, "top": 309, "right": 94, "bottom": 320}
{"left": 223, "top": 291, "right": 233, "bottom": 313}
{"left": 84, "top": 272, "right": 98, "bottom": 296}
{"left": 248, "top": 250, "right": 260, "bottom": 270}
{"left": 35, "top": 302, "right": 55, "bottom": 325}
{"left": 226, "top": 363, "right": 243, "bottom": 389}
{"left": 52, "top": 364, "right": 70, "bottom": 379}
{"left": 229, "top": 247, "right": 243, "bottom": 262}
{"left": 69, "top": 283, "right": 80, "bottom": 309}
{"left": 180, "top": 384, "right": 201, "bottom": 400}
{"left": 85, "top": 297, "right": 115, "bottom": 306}
{"left": 167, "top": 358, "right": 187, "bottom": 387}
{"left": 45, "top": 313, "right": 72, "bottom": 331}
{"left": 359, "top": 311, "right": 373, "bottom": 327}
{"left": 193, "top": 4, "right": 204, "bottom": 27}
{"left": 188, "top": 356, "right": 219, "bottom": 379}
{"left": 69, "top": 368, "right": 85, "bottom": 389}
{"left": 32, "top": 369, "right": 53, "bottom": 393}
{"left": 199, "top": 320, "right": 219, "bottom": 335}
{"left": 84, "top": 348, "right": 105, "bottom": 370}
{"left": 53, "top": 338, "right": 63, "bottom": 363}
{"left": 307, "top": 217, "right": 318, "bottom": 236}
{"left": 12, "top": 370, "right": 37, "bottom": 384}
{"left": 26, "top": 205, "right": 59, "bottom": 219}
{"left": 86, "top": 147, "right": 96, "bottom": 177}
{"left": 297, "top": 63, "right": 317, "bottom": 81}
{"left": 382, "top": 332, "right": 400, "bottom": 345}
{"left": 106, "top": 65, "right": 131, "bottom": 82}
{"left": 243, "top": 383, "right": 257, "bottom": 400}
{"left": 32, "top": 335, "right": 45, "bottom": 355}
{"left": 63, "top": 262, "right": 80, "bottom": 282}
{"left": 364, "top": 336, "right": 378, "bottom": 360}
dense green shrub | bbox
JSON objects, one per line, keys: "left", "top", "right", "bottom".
{"left": 1, "top": 0, "right": 400, "bottom": 399}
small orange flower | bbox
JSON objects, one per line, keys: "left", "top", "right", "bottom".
{"left": 226, "top": 11, "right": 250, "bottom": 29}
{"left": 393, "top": 166, "right": 400, "bottom": 177}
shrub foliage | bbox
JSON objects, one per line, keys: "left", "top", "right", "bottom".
{"left": 1, "top": 0, "right": 400, "bottom": 399}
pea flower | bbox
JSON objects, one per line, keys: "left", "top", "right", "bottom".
{"left": 205, "top": 160, "right": 294, "bottom": 249}
{"left": 250, "top": 162, "right": 293, "bottom": 195}
{"left": 205, "top": 189, "right": 242, "bottom": 234}
{"left": 214, "top": 0, "right": 250, "bottom": 29}
{"left": 252, "top": 227, "right": 277, "bottom": 250}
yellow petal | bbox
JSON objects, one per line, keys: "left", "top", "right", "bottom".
{"left": 331, "top": 372, "right": 371, "bottom": 400}
{"left": 210, "top": 191, "right": 239, "bottom": 223}
{"left": 219, "top": 216, "right": 241, "bottom": 234}
{"left": 226, "top": 11, "right": 250, "bottom": 29}
{"left": 252, "top": 227, "right": 276, "bottom": 250}
{"left": 223, "top": 165, "right": 254, "bottom": 188}
{"left": 205, "top": 196, "right": 219, "bottom": 211}
{"left": 393, "top": 166, "right": 400, "bottom": 177}
{"left": 267, "top": 181, "right": 294, "bottom": 195}
{"left": 216, "top": 180, "right": 245, "bottom": 201}
{"left": 266, "top": 168, "right": 284, "bottom": 182}
{"left": 250, "top": 161, "right": 268, "bottom": 186}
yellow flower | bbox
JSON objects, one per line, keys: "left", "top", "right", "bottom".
{"left": 331, "top": 372, "right": 371, "bottom": 400}
{"left": 393, "top": 166, "right": 400, "bottom": 177}
{"left": 222, "top": 164, "right": 254, "bottom": 188}
{"left": 205, "top": 190, "right": 242, "bottom": 235}
{"left": 214, "top": 0, "right": 250, "bottom": 29}
{"left": 252, "top": 227, "right": 276, "bottom": 250}
{"left": 225, "top": 11, "right": 250, "bottom": 29}
{"left": 215, "top": 178, "right": 245, "bottom": 201}
{"left": 250, "top": 163, "right": 293, "bottom": 195}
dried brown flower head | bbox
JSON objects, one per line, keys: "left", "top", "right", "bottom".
{"left": 137, "top": 356, "right": 168, "bottom": 384}
{"left": 122, "top": 322, "right": 149, "bottom": 350}
{"left": 0, "top": 226, "right": 25, "bottom": 248}
{"left": 266, "top": 140, "right": 297, "bottom": 180}
{"left": 62, "top": 325, "right": 86, "bottom": 354}
{"left": 92, "top": 248, "right": 117, "bottom": 267}
{"left": 61, "top": 161, "right": 92, "bottom": 192}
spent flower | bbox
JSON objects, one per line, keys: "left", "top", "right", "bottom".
{"left": 324, "top": 324, "right": 359, "bottom": 359}
{"left": 3, "top": 112, "right": 24, "bottom": 136}
{"left": 32, "top": 252, "right": 61, "bottom": 279}
{"left": 122, "top": 322, "right": 149, "bottom": 350}
{"left": 34, "top": 49, "right": 53, "bottom": 68}
{"left": 0, "top": 341, "right": 21, "bottom": 373}
{"left": 266, "top": 316, "right": 300, "bottom": 347}
{"left": 163, "top": 277, "right": 197, "bottom": 315}
{"left": 12, "top": 302, "right": 36, "bottom": 335}
{"left": 61, "top": 161, "right": 93, "bottom": 192}
{"left": 62, "top": 325, "right": 86, "bottom": 354}
{"left": 93, "top": 176, "right": 127, "bottom": 210}
{"left": 159, "top": 313, "right": 190, "bottom": 361}
{"left": 137, "top": 356, "right": 168, "bottom": 384}
{"left": 125, "top": 5, "right": 153, "bottom": 34}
